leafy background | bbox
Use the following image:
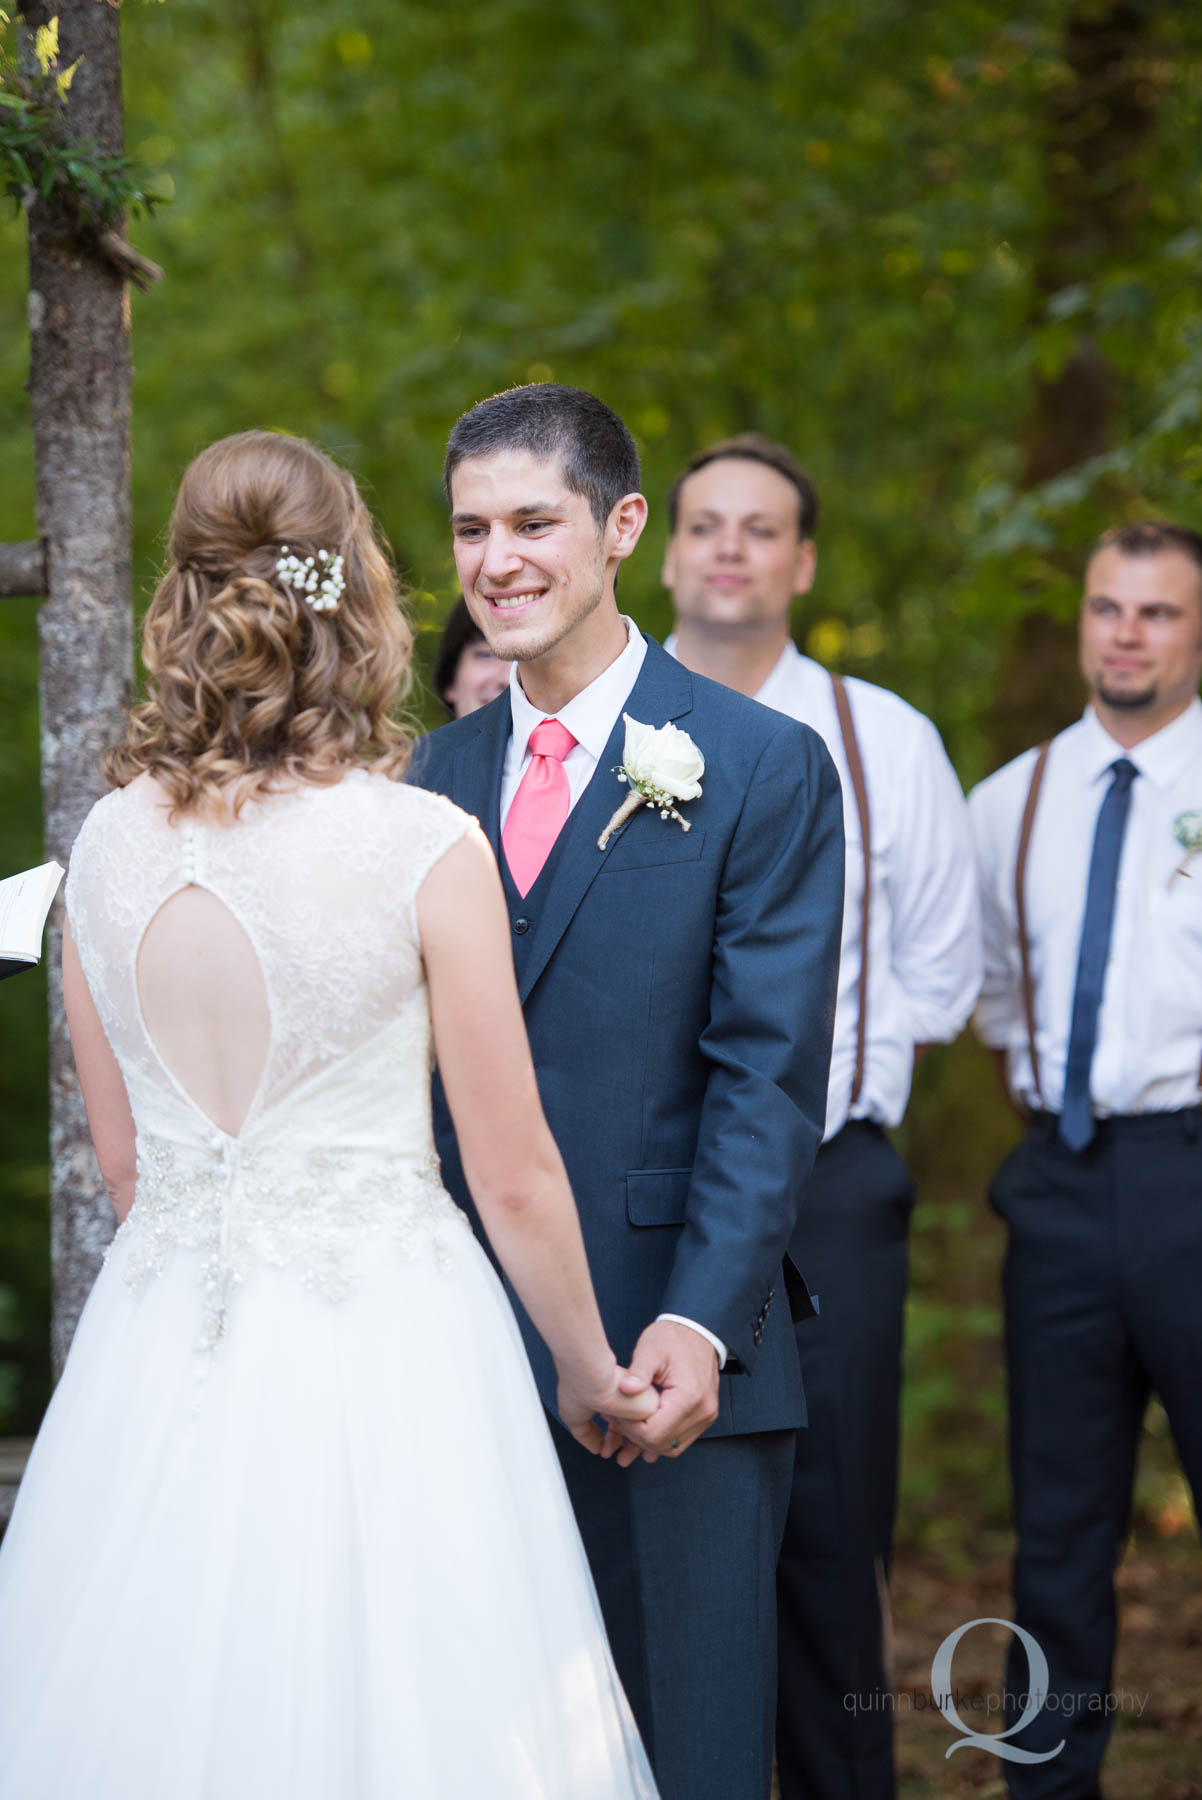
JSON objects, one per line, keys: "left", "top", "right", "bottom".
{"left": 3, "top": 0, "right": 1201, "bottom": 1569}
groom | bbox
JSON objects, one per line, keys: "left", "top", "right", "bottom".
{"left": 411, "top": 384, "right": 844, "bottom": 1800}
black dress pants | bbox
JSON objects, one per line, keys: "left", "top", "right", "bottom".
{"left": 990, "top": 1109, "right": 1202, "bottom": 1798}
{"left": 775, "top": 1121, "right": 916, "bottom": 1800}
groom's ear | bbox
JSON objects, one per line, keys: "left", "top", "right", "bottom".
{"left": 607, "top": 492, "right": 649, "bottom": 566}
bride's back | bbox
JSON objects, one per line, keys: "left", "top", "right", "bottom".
{"left": 69, "top": 427, "right": 453, "bottom": 1153}
{"left": 137, "top": 881, "right": 270, "bottom": 1137}
{"left": 68, "top": 771, "right": 467, "bottom": 1149}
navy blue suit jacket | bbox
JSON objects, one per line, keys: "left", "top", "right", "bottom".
{"left": 410, "top": 636, "right": 844, "bottom": 1438}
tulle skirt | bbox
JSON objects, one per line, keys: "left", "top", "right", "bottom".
{"left": 0, "top": 1217, "right": 657, "bottom": 1798}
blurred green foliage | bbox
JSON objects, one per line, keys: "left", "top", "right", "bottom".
{"left": 2, "top": 0, "right": 1200, "bottom": 1545}
{"left": 0, "top": 12, "right": 165, "bottom": 228}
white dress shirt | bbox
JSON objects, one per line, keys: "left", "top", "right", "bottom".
{"left": 667, "top": 638, "right": 982, "bottom": 1139}
{"left": 971, "top": 699, "right": 1202, "bottom": 1115}
{"left": 500, "top": 622, "right": 647, "bottom": 826}
{"left": 503, "top": 621, "right": 727, "bottom": 1368}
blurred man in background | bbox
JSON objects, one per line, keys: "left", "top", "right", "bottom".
{"left": 663, "top": 434, "right": 981, "bottom": 1800}
{"left": 434, "top": 596, "right": 509, "bottom": 717}
{"left": 970, "top": 521, "right": 1202, "bottom": 1796}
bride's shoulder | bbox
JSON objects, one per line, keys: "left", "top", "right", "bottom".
{"left": 339, "top": 769, "right": 475, "bottom": 857}
{"left": 71, "top": 776, "right": 158, "bottom": 851}
{"left": 65, "top": 778, "right": 165, "bottom": 915}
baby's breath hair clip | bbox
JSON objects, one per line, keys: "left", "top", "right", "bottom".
{"left": 275, "top": 546, "right": 345, "bottom": 614}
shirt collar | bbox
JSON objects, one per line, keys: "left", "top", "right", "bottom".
{"left": 753, "top": 639, "right": 814, "bottom": 708}
{"left": 508, "top": 618, "right": 647, "bottom": 763}
{"left": 1079, "top": 696, "right": 1202, "bottom": 791}
{"left": 663, "top": 632, "right": 811, "bottom": 710}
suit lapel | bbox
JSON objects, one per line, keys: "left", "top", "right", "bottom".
{"left": 517, "top": 639, "right": 696, "bottom": 1003}
{"left": 449, "top": 691, "right": 510, "bottom": 858}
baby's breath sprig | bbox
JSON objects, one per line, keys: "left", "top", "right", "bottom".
{"left": 597, "top": 770, "right": 692, "bottom": 851}
{"left": 1169, "top": 809, "right": 1202, "bottom": 887}
{"left": 597, "top": 716, "right": 705, "bottom": 851}
{"left": 276, "top": 547, "right": 345, "bottom": 614}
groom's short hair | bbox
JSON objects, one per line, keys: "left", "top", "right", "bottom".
{"left": 444, "top": 384, "right": 641, "bottom": 532}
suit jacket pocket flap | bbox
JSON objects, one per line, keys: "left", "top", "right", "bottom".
{"left": 626, "top": 1167, "right": 692, "bottom": 1226}
{"left": 600, "top": 827, "right": 706, "bottom": 874}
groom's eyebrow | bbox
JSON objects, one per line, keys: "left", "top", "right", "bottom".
{"left": 450, "top": 501, "right": 565, "bottom": 526}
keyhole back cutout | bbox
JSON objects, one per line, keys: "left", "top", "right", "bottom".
{"left": 136, "top": 885, "right": 271, "bottom": 1138}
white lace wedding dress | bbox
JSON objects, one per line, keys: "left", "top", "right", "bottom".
{"left": 0, "top": 771, "right": 656, "bottom": 1800}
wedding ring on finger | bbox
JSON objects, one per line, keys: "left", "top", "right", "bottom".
{"left": 670, "top": 1438, "right": 680, "bottom": 1449}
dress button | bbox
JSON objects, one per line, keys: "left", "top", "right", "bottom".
{"left": 513, "top": 917, "right": 530, "bottom": 935}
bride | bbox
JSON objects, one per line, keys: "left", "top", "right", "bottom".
{"left": 0, "top": 431, "right": 659, "bottom": 1798}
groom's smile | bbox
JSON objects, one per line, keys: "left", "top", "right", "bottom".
{"left": 450, "top": 447, "right": 623, "bottom": 677}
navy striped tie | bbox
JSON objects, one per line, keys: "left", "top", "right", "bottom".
{"left": 1059, "top": 757, "right": 1138, "bottom": 1151}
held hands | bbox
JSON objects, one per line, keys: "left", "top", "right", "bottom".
{"left": 557, "top": 1358, "right": 659, "bottom": 1458}
{"left": 600, "top": 1319, "right": 720, "bottom": 1469}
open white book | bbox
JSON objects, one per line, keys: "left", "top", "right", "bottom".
{"left": 0, "top": 861, "right": 65, "bottom": 980}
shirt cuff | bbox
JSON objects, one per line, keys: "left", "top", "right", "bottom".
{"left": 656, "top": 1313, "right": 728, "bottom": 1370}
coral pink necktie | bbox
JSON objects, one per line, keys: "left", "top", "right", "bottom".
{"left": 503, "top": 718, "right": 577, "bottom": 897}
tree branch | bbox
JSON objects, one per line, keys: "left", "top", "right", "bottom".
{"left": 94, "top": 227, "right": 163, "bottom": 291}
{"left": 0, "top": 540, "right": 48, "bottom": 597}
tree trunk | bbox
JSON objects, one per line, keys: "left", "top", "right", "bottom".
{"left": 20, "top": 0, "right": 134, "bottom": 1373}
{"left": 990, "top": 1, "right": 1161, "bottom": 767}
{"left": 907, "top": 5, "right": 1165, "bottom": 1291}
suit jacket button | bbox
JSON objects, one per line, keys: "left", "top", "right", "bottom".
{"left": 513, "top": 917, "right": 530, "bottom": 935}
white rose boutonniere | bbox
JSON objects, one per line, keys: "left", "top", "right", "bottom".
{"left": 1170, "top": 809, "right": 1202, "bottom": 886}
{"left": 597, "top": 714, "right": 705, "bottom": 850}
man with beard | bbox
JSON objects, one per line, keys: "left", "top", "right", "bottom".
{"left": 970, "top": 521, "right": 1202, "bottom": 1795}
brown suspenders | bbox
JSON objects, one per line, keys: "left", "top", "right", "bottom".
{"left": 1014, "top": 741, "right": 1051, "bottom": 1108}
{"left": 1012, "top": 739, "right": 1202, "bottom": 1105}
{"left": 830, "top": 675, "right": 871, "bottom": 1107}
{"left": 828, "top": 700, "right": 1202, "bottom": 1116}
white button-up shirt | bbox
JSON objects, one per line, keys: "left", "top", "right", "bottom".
{"left": 971, "top": 699, "right": 1202, "bottom": 1115}
{"left": 500, "top": 622, "right": 647, "bottom": 826}
{"left": 503, "top": 620, "right": 726, "bottom": 1367}
{"left": 667, "top": 638, "right": 982, "bottom": 1139}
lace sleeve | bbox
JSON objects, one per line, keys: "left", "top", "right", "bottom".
{"left": 390, "top": 784, "right": 477, "bottom": 937}
{"left": 63, "top": 793, "right": 118, "bottom": 1021}
{"left": 63, "top": 803, "right": 94, "bottom": 931}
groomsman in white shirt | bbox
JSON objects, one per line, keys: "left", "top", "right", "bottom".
{"left": 662, "top": 434, "right": 982, "bottom": 1800}
{"left": 970, "top": 520, "right": 1202, "bottom": 1797}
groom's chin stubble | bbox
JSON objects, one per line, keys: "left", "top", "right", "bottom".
{"left": 483, "top": 587, "right": 608, "bottom": 668}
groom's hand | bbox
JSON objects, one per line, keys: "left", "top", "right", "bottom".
{"left": 608, "top": 1320, "right": 720, "bottom": 1462}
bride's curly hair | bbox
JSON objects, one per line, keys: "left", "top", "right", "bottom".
{"left": 106, "top": 430, "right": 414, "bottom": 815}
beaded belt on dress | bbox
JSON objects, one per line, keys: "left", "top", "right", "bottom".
{"left": 109, "top": 1133, "right": 469, "bottom": 1349}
